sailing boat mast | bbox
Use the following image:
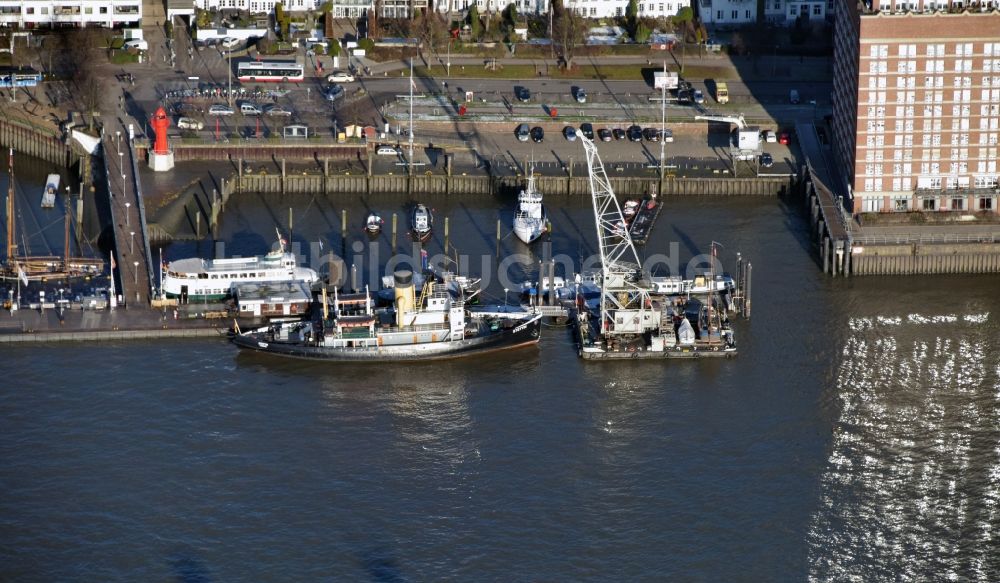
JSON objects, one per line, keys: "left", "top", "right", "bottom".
{"left": 6, "top": 148, "right": 16, "bottom": 262}
{"left": 408, "top": 58, "right": 414, "bottom": 171}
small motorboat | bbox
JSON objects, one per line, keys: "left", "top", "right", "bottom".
{"left": 365, "top": 212, "right": 383, "bottom": 236}
{"left": 411, "top": 203, "right": 433, "bottom": 242}
{"left": 41, "top": 174, "right": 59, "bottom": 208}
{"left": 622, "top": 199, "right": 640, "bottom": 225}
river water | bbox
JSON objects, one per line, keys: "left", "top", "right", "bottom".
{"left": 2, "top": 167, "right": 1000, "bottom": 580}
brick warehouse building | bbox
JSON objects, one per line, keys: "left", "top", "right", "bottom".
{"left": 831, "top": 1, "right": 1000, "bottom": 216}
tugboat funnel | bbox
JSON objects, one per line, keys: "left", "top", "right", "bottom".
{"left": 394, "top": 270, "right": 415, "bottom": 328}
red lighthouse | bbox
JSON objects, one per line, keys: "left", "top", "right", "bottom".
{"left": 151, "top": 107, "right": 170, "bottom": 155}
{"left": 147, "top": 106, "right": 175, "bottom": 172}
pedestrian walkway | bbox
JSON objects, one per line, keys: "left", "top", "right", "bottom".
{"left": 103, "top": 131, "right": 153, "bottom": 307}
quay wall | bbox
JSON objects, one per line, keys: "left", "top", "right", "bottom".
{"left": 0, "top": 326, "right": 223, "bottom": 344}
{"left": 231, "top": 173, "right": 794, "bottom": 197}
{"left": 0, "top": 117, "right": 76, "bottom": 168}
{"left": 851, "top": 242, "right": 1000, "bottom": 275}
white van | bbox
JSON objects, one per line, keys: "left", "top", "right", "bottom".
{"left": 240, "top": 103, "right": 261, "bottom": 116}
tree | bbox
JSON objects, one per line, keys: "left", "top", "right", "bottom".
{"left": 634, "top": 21, "right": 651, "bottom": 44}
{"left": 625, "top": 0, "right": 638, "bottom": 35}
{"left": 670, "top": 6, "right": 693, "bottom": 32}
{"left": 468, "top": 5, "right": 483, "bottom": 41}
{"left": 553, "top": 4, "right": 585, "bottom": 68}
{"left": 504, "top": 2, "right": 518, "bottom": 28}
{"left": 414, "top": 9, "right": 448, "bottom": 54}
{"left": 328, "top": 38, "right": 341, "bottom": 57}
{"left": 274, "top": 3, "right": 289, "bottom": 40}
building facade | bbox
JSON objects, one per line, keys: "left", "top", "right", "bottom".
{"left": 763, "top": 0, "right": 831, "bottom": 25}
{"left": 832, "top": 0, "right": 1000, "bottom": 215}
{"left": 193, "top": 0, "right": 321, "bottom": 12}
{"left": 440, "top": 0, "right": 683, "bottom": 17}
{"left": 698, "top": 0, "right": 756, "bottom": 25}
{"left": 0, "top": 0, "right": 141, "bottom": 27}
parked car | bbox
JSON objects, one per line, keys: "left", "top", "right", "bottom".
{"left": 760, "top": 153, "right": 774, "bottom": 168}
{"left": 530, "top": 126, "right": 544, "bottom": 143}
{"left": 208, "top": 104, "right": 234, "bottom": 116}
{"left": 612, "top": 128, "right": 626, "bottom": 140}
{"left": 693, "top": 89, "right": 704, "bottom": 104}
{"left": 177, "top": 117, "right": 203, "bottom": 130}
{"left": 264, "top": 105, "right": 292, "bottom": 117}
{"left": 325, "top": 85, "right": 345, "bottom": 102}
{"left": 123, "top": 39, "right": 148, "bottom": 51}
{"left": 326, "top": 70, "right": 355, "bottom": 83}
{"left": 516, "top": 87, "right": 531, "bottom": 103}
{"left": 376, "top": 145, "right": 399, "bottom": 155}
{"left": 597, "top": 128, "right": 612, "bottom": 142}
{"left": 563, "top": 126, "right": 577, "bottom": 141}
{"left": 221, "top": 37, "right": 240, "bottom": 49}
{"left": 627, "top": 125, "right": 643, "bottom": 142}
{"left": 174, "top": 102, "right": 201, "bottom": 115}
{"left": 642, "top": 127, "right": 660, "bottom": 142}
{"left": 240, "top": 103, "right": 261, "bottom": 116}
{"left": 662, "top": 128, "right": 674, "bottom": 143}
{"left": 779, "top": 132, "right": 791, "bottom": 145}
{"left": 764, "top": 130, "right": 777, "bottom": 143}
{"left": 574, "top": 88, "right": 587, "bottom": 103}
{"left": 580, "top": 123, "right": 594, "bottom": 140}
{"left": 516, "top": 123, "right": 530, "bottom": 142}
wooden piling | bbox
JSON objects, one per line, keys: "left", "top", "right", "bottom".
{"left": 391, "top": 212, "right": 398, "bottom": 252}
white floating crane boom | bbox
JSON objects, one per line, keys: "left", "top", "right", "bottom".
{"left": 694, "top": 114, "right": 747, "bottom": 129}
{"left": 577, "top": 131, "right": 656, "bottom": 337}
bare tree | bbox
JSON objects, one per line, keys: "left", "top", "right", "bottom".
{"left": 553, "top": 4, "right": 585, "bottom": 69}
{"left": 64, "top": 29, "right": 103, "bottom": 131}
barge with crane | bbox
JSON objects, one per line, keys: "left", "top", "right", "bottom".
{"left": 571, "top": 131, "right": 751, "bottom": 360}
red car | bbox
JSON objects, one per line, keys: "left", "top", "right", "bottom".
{"left": 779, "top": 132, "right": 791, "bottom": 145}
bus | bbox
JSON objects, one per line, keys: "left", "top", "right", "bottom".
{"left": 715, "top": 81, "right": 729, "bottom": 104}
{"left": 0, "top": 67, "right": 43, "bottom": 89}
{"left": 236, "top": 61, "right": 305, "bottom": 83}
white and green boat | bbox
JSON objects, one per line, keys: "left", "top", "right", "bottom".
{"left": 162, "top": 230, "right": 319, "bottom": 302}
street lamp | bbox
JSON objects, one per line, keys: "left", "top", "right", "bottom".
{"left": 504, "top": 287, "right": 509, "bottom": 306}
{"left": 116, "top": 131, "right": 121, "bottom": 154}
{"left": 133, "top": 261, "right": 139, "bottom": 286}
{"left": 125, "top": 201, "right": 131, "bottom": 226}
{"left": 447, "top": 39, "right": 452, "bottom": 78}
{"left": 129, "top": 231, "right": 135, "bottom": 254}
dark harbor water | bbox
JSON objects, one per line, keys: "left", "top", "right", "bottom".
{"left": 3, "top": 167, "right": 1000, "bottom": 580}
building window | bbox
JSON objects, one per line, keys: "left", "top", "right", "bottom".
{"left": 731, "top": 9, "right": 737, "bottom": 18}
{"left": 951, "top": 198, "right": 965, "bottom": 211}
{"left": 895, "top": 198, "right": 910, "bottom": 211}
{"left": 812, "top": 4, "right": 821, "bottom": 14}
{"left": 99, "top": 6, "right": 107, "bottom": 13}
{"left": 717, "top": 10, "right": 723, "bottom": 19}
{"left": 922, "top": 198, "right": 936, "bottom": 211}
{"left": 980, "top": 197, "right": 994, "bottom": 210}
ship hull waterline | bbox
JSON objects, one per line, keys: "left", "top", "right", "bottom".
{"left": 232, "top": 317, "right": 542, "bottom": 362}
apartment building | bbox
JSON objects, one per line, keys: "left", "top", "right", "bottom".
{"left": 0, "top": 0, "right": 141, "bottom": 27}
{"left": 831, "top": 0, "right": 1000, "bottom": 214}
